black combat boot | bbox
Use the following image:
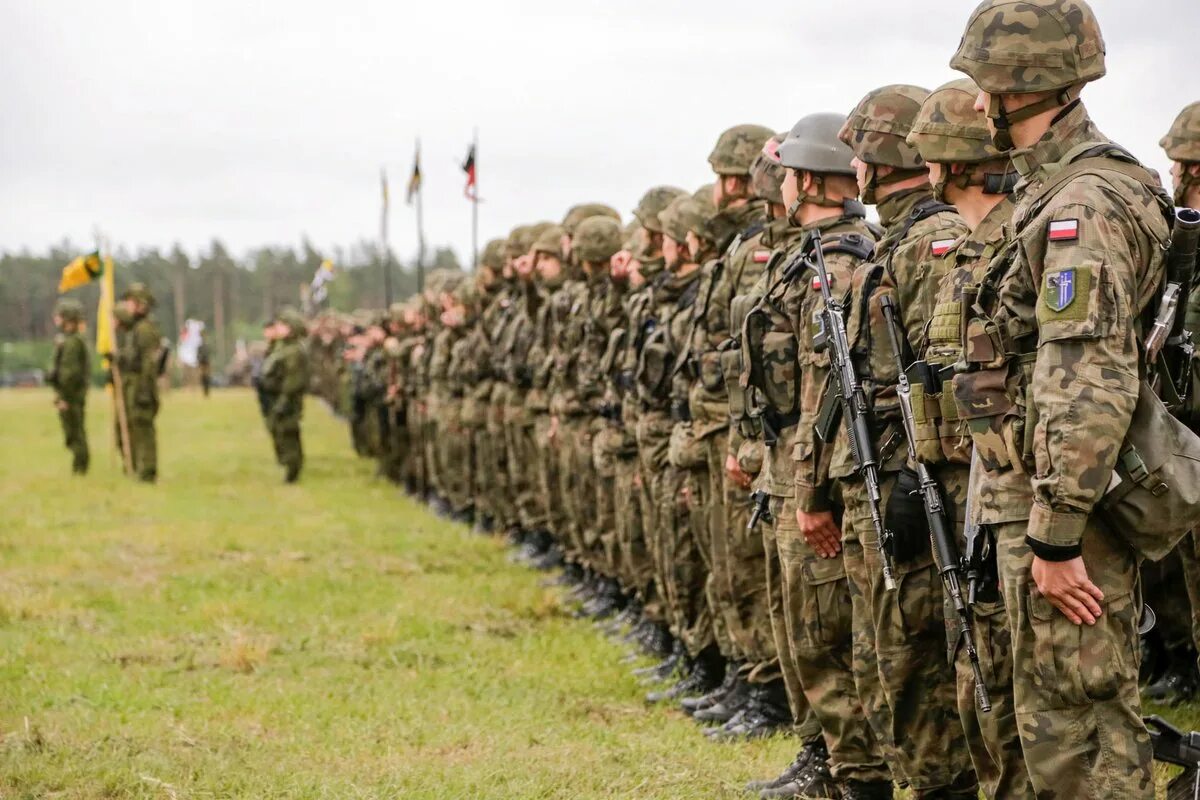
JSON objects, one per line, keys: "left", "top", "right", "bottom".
{"left": 760, "top": 753, "right": 838, "bottom": 800}
{"left": 692, "top": 673, "right": 752, "bottom": 723}
{"left": 838, "top": 780, "right": 893, "bottom": 800}
{"left": 745, "top": 737, "right": 829, "bottom": 794}
{"left": 638, "top": 622, "right": 674, "bottom": 659}
{"left": 706, "top": 679, "right": 790, "bottom": 741}
{"left": 645, "top": 646, "right": 723, "bottom": 703}
{"left": 472, "top": 513, "right": 495, "bottom": 534}
{"left": 681, "top": 665, "right": 739, "bottom": 715}
{"left": 634, "top": 640, "right": 685, "bottom": 683}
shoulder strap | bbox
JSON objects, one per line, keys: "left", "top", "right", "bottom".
{"left": 1025, "top": 142, "right": 1173, "bottom": 226}
{"left": 820, "top": 231, "right": 875, "bottom": 262}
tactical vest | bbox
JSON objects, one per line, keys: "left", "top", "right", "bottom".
{"left": 636, "top": 273, "right": 700, "bottom": 411}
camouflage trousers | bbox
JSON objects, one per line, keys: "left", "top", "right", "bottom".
{"left": 995, "top": 516, "right": 1154, "bottom": 799}
{"left": 59, "top": 400, "right": 89, "bottom": 473}
{"left": 533, "top": 413, "right": 570, "bottom": 544}
{"left": 423, "top": 395, "right": 442, "bottom": 498}
{"left": 614, "top": 450, "right": 666, "bottom": 624}
{"left": 841, "top": 474, "right": 976, "bottom": 795}
{"left": 486, "top": 385, "right": 516, "bottom": 530}
{"left": 703, "top": 431, "right": 775, "bottom": 677}
{"left": 117, "top": 397, "right": 157, "bottom": 481}
{"left": 658, "top": 463, "right": 712, "bottom": 658}
{"left": 592, "top": 424, "right": 626, "bottom": 577}
{"left": 437, "top": 399, "right": 472, "bottom": 514}
{"left": 761, "top": 506, "right": 822, "bottom": 741}
{"left": 382, "top": 403, "right": 408, "bottom": 483}
{"left": 936, "top": 467, "right": 1032, "bottom": 800}
{"left": 555, "top": 415, "right": 593, "bottom": 563}
{"left": 269, "top": 415, "right": 303, "bottom": 478}
{"left": 773, "top": 488, "right": 886, "bottom": 785}
{"left": 1180, "top": 530, "right": 1200, "bottom": 669}
{"left": 636, "top": 411, "right": 675, "bottom": 630}
{"left": 504, "top": 397, "right": 545, "bottom": 533}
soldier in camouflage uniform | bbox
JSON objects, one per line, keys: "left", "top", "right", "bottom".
{"left": 949, "top": 2, "right": 1174, "bottom": 795}
{"left": 380, "top": 303, "right": 412, "bottom": 484}
{"left": 611, "top": 188, "right": 688, "bottom": 663}
{"left": 679, "top": 125, "right": 799, "bottom": 740}
{"left": 259, "top": 307, "right": 310, "bottom": 483}
{"left": 743, "top": 114, "right": 888, "bottom": 798}
{"left": 402, "top": 300, "right": 432, "bottom": 498}
{"left": 1162, "top": 101, "right": 1200, "bottom": 682}
{"left": 804, "top": 86, "right": 976, "bottom": 799}
{"left": 48, "top": 298, "right": 90, "bottom": 475}
{"left": 444, "top": 280, "right": 484, "bottom": 520}
{"left": 642, "top": 193, "right": 725, "bottom": 703}
{"left": 907, "top": 78, "right": 1033, "bottom": 800}
{"left": 487, "top": 238, "right": 528, "bottom": 537}
{"left": 466, "top": 240, "right": 507, "bottom": 531}
{"left": 115, "top": 283, "right": 163, "bottom": 483}
{"left": 427, "top": 271, "right": 469, "bottom": 518}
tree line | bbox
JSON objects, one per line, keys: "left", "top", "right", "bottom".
{"left": 0, "top": 239, "right": 461, "bottom": 369}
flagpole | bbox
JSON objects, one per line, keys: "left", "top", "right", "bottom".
{"left": 471, "top": 127, "right": 479, "bottom": 271}
{"left": 380, "top": 168, "right": 393, "bottom": 307}
{"left": 415, "top": 139, "right": 426, "bottom": 294}
{"left": 95, "top": 231, "right": 134, "bottom": 475}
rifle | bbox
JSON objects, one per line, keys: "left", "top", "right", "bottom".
{"left": 1145, "top": 715, "right": 1200, "bottom": 800}
{"left": 961, "top": 448, "right": 993, "bottom": 608}
{"left": 879, "top": 294, "right": 990, "bottom": 712}
{"left": 809, "top": 231, "right": 898, "bottom": 590}
{"left": 1145, "top": 207, "right": 1200, "bottom": 410}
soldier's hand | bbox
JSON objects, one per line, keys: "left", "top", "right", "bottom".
{"left": 1031, "top": 555, "right": 1104, "bottom": 625}
{"left": 547, "top": 415, "right": 559, "bottom": 444}
{"left": 514, "top": 254, "right": 535, "bottom": 277}
{"left": 724, "top": 455, "right": 752, "bottom": 490}
{"left": 797, "top": 509, "right": 842, "bottom": 559}
{"left": 54, "top": 399, "right": 68, "bottom": 411}
{"left": 610, "top": 250, "right": 633, "bottom": 280}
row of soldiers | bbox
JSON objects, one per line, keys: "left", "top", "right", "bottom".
{"left": 305, "top": 2, "right": 1200, "bottom": 798}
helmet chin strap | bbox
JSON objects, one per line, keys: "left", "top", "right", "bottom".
{"left": 987, "top": 87, "right": 1078, "bottom": 151}
{"left": 787, "top": 174, "right": 843, "bottom": 227}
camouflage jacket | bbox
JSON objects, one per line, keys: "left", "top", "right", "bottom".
{"left": 821, "top": 187, "right": 966, "bottom": 487}
{"left": 260, "top": 337, "right": 309, "bottom": 420}
{"left": 635, "top": 266, "right": 701, "bottom": 414}
{"left": 954, "top": 103, "right": 1171, "bottom": 556}
{"left": 548, "top": 277, "right": 588, "bottom": 418}
{"left": 49, "top": 331, "right": 89, "bottom": 404}
{"left": 116, "top": 313, "right": 162, "bottom": 408}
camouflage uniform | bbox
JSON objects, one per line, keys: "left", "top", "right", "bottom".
{"left": 908, "top": 79, "right": 1032, "bottom": 799}
{"left": 832, "top": 86, "right": 976, "bottom": 796}
{"left": 1162, "top": 102, "right": 1200, "bottom": 669}
{"left": 950, "top": 3, "right": 1172, "bottom": 795}
{"left": 49, "top": 299, "right": 90, "bottom": 474}
{"left": 260, "top": 308, "right": 310, "bottom": 482}
{"left": 115, "top": 284, "right": 163, "bottom": 482}
{"left": 466, "top": 241, "right": 506, "bottom": 527}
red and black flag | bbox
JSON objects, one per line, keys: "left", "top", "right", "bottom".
{"left": 461, "top": 144, "right": 477, "bottom": 200}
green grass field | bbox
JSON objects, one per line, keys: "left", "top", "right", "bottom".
{"left": 0, "top": 388, "right": 1195, "bottom": 799}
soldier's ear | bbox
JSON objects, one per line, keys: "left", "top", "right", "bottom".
{"left": 1188, "top": 164, "right": 1200, "bottom": 179}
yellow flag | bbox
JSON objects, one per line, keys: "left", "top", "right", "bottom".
{"left": 95, "top": 255, "right": 115, "bottom": 357}
{"left": 58, "top": 251, "right": 103, "bottom": 293}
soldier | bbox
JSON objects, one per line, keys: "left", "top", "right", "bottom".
{"left": 440, "top": 280, "right": 479, "bottom": 521}
{"left": 949, "top": 1, "right": 1174, "bottom": 796}
{"left": 427, "top": 271, "right": 468, "bottom": 518}
{"left": 197, "top": 329, "right": 212, "bottom": 397}
{"left": 115, "top": 283, "right": 163, "bottom": 483}
{"left": 610, "top": 188, "right": 689, "bottom": 664}
{"left": 743, "top": 114, "right": 887, "bottom": 798}
{"left": 466, "top": 239, "right": 507, "bottom": 532}
{"left": 1162, "top": 101, "right": 1200, "bottom": 686}
{"left": 48, "top": 298, "right": 90, "bottom": 475}
{"left": 813, "top": 85, "right": 977, "bottom": 799}
{"left": 907, "top": 78, "right": 1032, "bottom": 799}
{"left": 641, "top": 193, "right": 724, "bottom": 703}
{"left": 259, "top": 307, "right": 310, "bottom": 483}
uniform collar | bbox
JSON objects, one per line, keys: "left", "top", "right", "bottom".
{"left": 1010, "top": 102, "right": 1100, "bottom": 186}
{"left": 875, "top": 186, "right": 934, "bottom": 231}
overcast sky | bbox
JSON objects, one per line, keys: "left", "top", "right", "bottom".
{"left": 1, "top": 0, "right": 1196, "bottom": 266}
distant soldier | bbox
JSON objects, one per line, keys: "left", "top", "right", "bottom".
{"left": 48, "top": 298, "right": 90, "bottom": 475}
{"left": 115, "top": 283, "right": 162, "bottom": 482}
{"left": 259, "top": 307, "right": 310, "bottom": 483}
{"left": 197, "top": 329, "right": 212, "bottom": 397}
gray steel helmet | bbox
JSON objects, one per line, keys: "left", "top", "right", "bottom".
{"left": 778, "top": 113, "right": 856, "bottom": 176}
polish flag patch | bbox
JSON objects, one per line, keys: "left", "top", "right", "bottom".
{"left": 753, "top": 250, "right": 771, "bottom": 263}
{"left": 1048, "top": 219, "right": 1079, "bottom": 242}
{"left": 930, "top": 239, "right": 956, "bottom": 256}
{"left": 811, "top": 274, "right": 833, "bottom": 291}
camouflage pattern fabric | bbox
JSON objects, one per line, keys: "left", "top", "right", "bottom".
{"left": 48, "top": 326, "right": 89, "bottom": 474}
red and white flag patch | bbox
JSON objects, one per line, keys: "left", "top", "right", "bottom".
{"left": 1048, "top": 219, "right": 1079, "bottom": 242}
{"left": 811, "top": 274, "right": 833, "bottom": 291}
{"left": 930, "top": 239, "right": 956, "bottom": 256}
{"left": 752, "top": 250, "right": 771, "bottom": 263}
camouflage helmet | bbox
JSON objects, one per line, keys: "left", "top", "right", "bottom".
{"left": 480, "top": 238, "right": 506, "bottom": 270}
{"left": 907, "top": 78, "right": 1002, "bottom": 165}
{"left": 621, "top": 219, "right": 641, "bottom": 253}
{"left": 839, "top": 85, "right": 929, "bottom": 169}
{"left": 504, "top": 225, "right": 537, "bottom": 260}
{"left": 275, "top": 306, "right": 307, "bottom": 335}
{"left": 633, "top": 186, "right": 687, "bottom": 233}
{"left": 949, "top": 0, "right": 1106, "bottom": 95}
{"left": 779, "top": 113, "right": 857, "bottom": 176}
{"left": 561, "top": 203, "right": 620, "bottom": 236}
{"left": 388, "top": 301, "right": 407, "bottom": 323}
{"left": 750, "top": 132, "right": 787, "bottom": 205}
{"left": 531, "top": 224, "right": 566, "bottom": 260}
{"left": 1161, "top": 102, "right": 1200, "bottom": 163}
{"left": 708, "top": 124, "right": 776, "bottom": 176}
{"left": 122, "top": 281, "right": 156, "bottom": 308}
{"left": 573, "top": 216, "right": 623, "bottom": 263}
{"left": 54, "top": 297, "right": 84, "bottom": 323}
{"left": 661, "top": 194, "right": 716, "bottom": 244}
{"left": 453, "top": 279, "right": 479, "bottom": 311}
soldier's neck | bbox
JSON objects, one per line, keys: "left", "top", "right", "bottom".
{"left": 948, "top": 186, "right": 1006, "bottom": 230}
{"left": 795, "top": 202, "right": 843, "bottom": 228}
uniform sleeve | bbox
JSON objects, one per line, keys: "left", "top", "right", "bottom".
{"left": 58, "top": 338, "right": 89, "bottom": 400}
{"left": 1025, "top": 198, "right": 1143, "bottom": 558}
{"left": 281, "top": 348, "right": 308, "bottom": 397}
{"left": 134, "top": 323, "right": 161, "bottom": 396}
